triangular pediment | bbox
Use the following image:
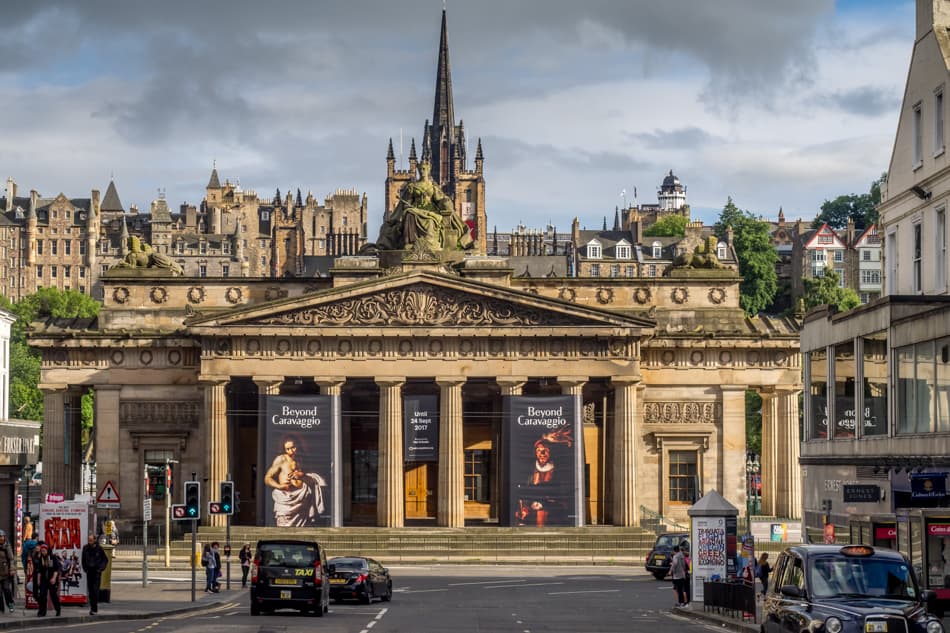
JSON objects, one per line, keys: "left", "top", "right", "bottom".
{"left": 187, "top": 271, "right": 654, "bottom": 331}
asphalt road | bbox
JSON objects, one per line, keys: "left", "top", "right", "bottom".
{"left": 30, "top": 566, "right": 718, "bottom": 633}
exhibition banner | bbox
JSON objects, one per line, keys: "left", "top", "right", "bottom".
{"left": 404, "top": 395, "right": 439, "bottom": 463}
{"left": 503, "top": 396, "right": 577, "bottom": 528}
{"left": 262, "top": 396, "right": 333, "bottom": 527}
{"left": 28, "top": 501, "right": 92, "bottom": 608}
{"left": 691, "top": 516, "right": 727, "bottom": 602}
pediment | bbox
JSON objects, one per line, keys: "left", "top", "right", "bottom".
{"left": 187, "top": 272, "right": 653, "bottom": 331}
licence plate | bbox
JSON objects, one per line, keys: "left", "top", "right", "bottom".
{"left": 654, "top": 555, "right": 665, "bottom": 561}
{"left": 330, "top": 578, "right": 347, "bottom": 584}
{"left": 280, "top": 590, "right": 291, "bottom": 600}
{"left": 273, "top": 578, "right": 297, "bottom": 586}
{"left": 866, "top": 623, "right": 887, "bottom": 633}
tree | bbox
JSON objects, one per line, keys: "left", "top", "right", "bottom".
{"left": 812, "top": 173, "right": 886, "bottom": 230}
{"left": 643, "top": 214, "right": 687, "bottom": 237}
{"left": 746, "top": 390, "right": 762, "bottom": 455}
{"left": 802, "top": 267, "right": 861, "bottom": 312}
{"left": 714, "top": 198, "right": 779, "bottom": 316}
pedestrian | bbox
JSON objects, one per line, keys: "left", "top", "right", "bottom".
{"left": 670, "top": 545, "right": 688, "bottom": 607}
{"left": 21, "top": 533, "right": 37, "bottom": 572}
{"left": 757, "top": 552, "right": 772, "bottom": 597}
{"left": 239, "top": 544, "right": 252, "bottom": 588}
{"left": 81, "top": 533, "right": 108, "bottom": 615}
{"left": 681, "top": 541, "right": 691, "bottom": 605}
{"left": 32, "top": 543, "right": 61, "bottom": 617}
{"left": 0, "top": 531, "right": 16, "bottom": 613}
{"left": 22, "top": 517, "right": 33, "bottom": 541}
{"left": 201, "top": 543, "right": 220, "bottom": 593}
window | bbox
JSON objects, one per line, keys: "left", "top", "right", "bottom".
{"left": 590, "top": 264, "right": 600, "bottom": 277}
{"left": 863, "top": 332, "right": 888, "bottom": 436}
{"left": 64, "top": 241, "right": 71, "bottom": 255}
{"left": 36, "top": 241, "right": 43, "bottom": 255}
{"left": 64, "top": 265, "right": 70, "bottom": 278}
{"left": 222, "top": 264, "right": 229, "bottom": 277}
{"left": 833, "top": 341, "right": 855, "bottom": 439}
{"left": 464, "top": 449, "right": 490, "bottom": 502}
{"left": 837, "top": 269, "right": 846, "bottom": 287}
{"left": 587, "top": 240, "right": 602, "bottom": 259}
{"left": 199, "top": 265, "right": 207, "bottom": 277}
{"left": 938, "top": 208, "right": 947, "bottom": 291}
{"left": 818, "top": 234, "right": 833, "bottom": 245}
{"left": 260, "top": 256, "right": 266, "bottom": 267}
{"left": 51, "top": 240, "right": 57, "bottom": 256}
{"left": 863, "top": 250, "right": 872, "bottom": 261}
{"left": 649, "top": 264, "right": 657, "bottom": 277}
{"left": 914, "top": 102, "right": 924, "bottom": 167}
{"left": 79, "top": 268, "right": 85, "bottom": 279}
{"left": 780, "top": 557, "right": 806, "bottom": 595}
{"left": 261, "top": 210, "right": 270, "bottom": 221}
{"left": 36, "top": 265, "right": 43, "bottom": 278}
{"left": 199, "top": 241, "right": 207, "bottom": 255}
{"left": 351, "top": 449, "right": 377, "bottom": 502}
{"left": 668, "top": 451, "right": 697, "bottom": 503}
{"left": 610, "top": 264, "right": 620, "bottom": 278}
{"left": 861, "top": 270, "right": 881, "bottom": 285}
{"left": 717, "top": 242, "right": 727, "bottom": 260}
{"left": 625, "top": 265, "right": 635, "bottom": 278}
{"left": 833, "top": 250, "right": 843, "bottom": 263}
{"left": 222, "top": 241, "right": 230, "bottom": 255}
{"left": 898, "top": 341, "right": 934, "bottom": 434}
{"left": 100, "top": 239, "right": 110, "bottom": 253}
{"left": 887, "top": 229, "right": 899, "bottom": 295}
{"left": 101, "top": 265, "right": 109, "bottom": 276}
{"left": 616, "top": 243, "right": 631, "bottom": 259}
{"left": 936, "top": 88, "right": 945, "bottom": 155}
{"left": 342, "top": 216, "right": 348, "bottom": 227}
{"left": 177, "top": 241, "right": 184, "bottom": 254}
{"left": 79, "top": 241, "right": 86, "bottom": 255}
{"left": 652, "top": 241, "right": 662, "bottom": 258}
{"left": 809, "top": 348, "right": 828, "bottom": 439}
{"left": 914, "top": 222, "right": 923, "bottom": 294}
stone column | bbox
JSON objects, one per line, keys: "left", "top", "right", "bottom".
{"left": 202, "top": 377, "right": 229, "bottom": 527}
{"left": 375, "top": 378, "right": 405, "bottom": 528}
{"left": 559, "top": 377, "right": 587, "bottom": 527}
{"left": 720, "top": 385, "right": 748, "bottom": 511}
{"left": 254, "top": 377, "right": 283, "bottom": 525}
{"left": 611, "top": 376, "right": 640, "bottom": 526}
{"left": 497, "top": 377, "right": 527, "bottom": 396}
{"left": 316, "top": 378, "right": 345, "bottom": 528}
{"left": 39, "top": 386, "right": 67, "bottom": 498}
{"left": 759, "top": 389, "right": 779, "bottom": 517}
{"left": 777, "top": 390, "right": 802, "bottom": 519}
{"left": 437, "top": 377, "right": 466, "bottom": 528}
{"left": 94, "top": 385, "right": 122, "bottom": 502}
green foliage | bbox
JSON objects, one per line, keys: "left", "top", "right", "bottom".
{"left": 81, "top": 390, "right": 95, "bottom": 445}
{"left": 643, "top": 214, "right": 687, "bottom": 237}
{"left": 803, "top": 267, "right": 861, "bottom": 312}
{"left": 714, "top": 198, "right": 779, "bottom": 316}
{"left": 746, "top": 390, "right": 762, "bottom": 455}
{"left": 812, "top": 173, "right": 886, "bottom": 230}
{"left": 9, "top": 341, "right": 42, "bottom": 420}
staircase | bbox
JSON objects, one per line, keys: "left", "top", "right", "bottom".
{"left": 111, "top": 526, "right": 657, "bottom": 569}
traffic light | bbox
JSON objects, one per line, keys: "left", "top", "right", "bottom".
{"left": 184, "top": 481, "right": 201, "bottom": 519}
{"left": 220, "top": 481, "right": 235, "bottom": 515}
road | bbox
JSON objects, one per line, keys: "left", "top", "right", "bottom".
{"left": 31, "top": 566, "right": 718, "bottom": 633}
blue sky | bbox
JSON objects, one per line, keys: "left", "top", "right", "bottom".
{"left": 0, "top": 1, "right": 916, "bottom": 232}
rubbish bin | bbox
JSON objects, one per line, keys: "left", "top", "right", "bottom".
{"left": 100, "top": 544, "right": 114, "bottom": 603}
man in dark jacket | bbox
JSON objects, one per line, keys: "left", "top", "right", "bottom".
{"left": 32, "top": 543, "right": 61, "bottom": 617}
{"left": 81, "top": 534, "right": 108, "bottom": 615}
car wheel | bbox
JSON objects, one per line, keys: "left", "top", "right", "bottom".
{"left": 381, "top": 582, "right": 392, "bottom": 602}
{"left": 361, "top": 585, "right": 373, "bottom": 604}
{"left": 653, "top": 572, "right": 666, "bottom": 581}
{"left": 250, "top": 601, "right": 260, "bottom": 616}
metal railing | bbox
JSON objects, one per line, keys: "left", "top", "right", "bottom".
{"left": 703, "top": 580, "right": 757, "bottom": 623}
{"left": 639, "top": 505, "right": 689, "bottom": 536}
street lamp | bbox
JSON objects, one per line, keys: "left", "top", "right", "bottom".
{"left": 745, "top": 453, "right": 761, "bottom": 522}
{"left": 23, "top": 464, "right": 36, "bottom": 517}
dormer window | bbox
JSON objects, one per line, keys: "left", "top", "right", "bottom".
{"left": 261, "top": 210, "right": 270, "bottom": 221}
{"left": 615, "top": 240, "right": 631, "bottom": 260}
{"left": 587, "top": 240, "right": 602, "bottom": 259}
{"left": 717, "top": 242, "right": 727, "bottom": 260}
{"left": 652, "top": 241, "right": 662, "bottom": 258}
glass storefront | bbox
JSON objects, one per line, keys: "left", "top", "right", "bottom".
{"left": 833, "top": 341, "right": 855, "bottom": 439}
{"left": 898, "top": 341, "right": 936, "bottom": 434}
{"left": 862, "top": 332, "right": 888, "bottom": 436}
{"left": 809, "top": 348, "right": 828, "bottom": 439}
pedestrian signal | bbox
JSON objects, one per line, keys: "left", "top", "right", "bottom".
{"left": 184, "top": 481, "right": 200, "bottom": 518}
{"left": 219, "top": 481, "right": 235, "bottom": 515}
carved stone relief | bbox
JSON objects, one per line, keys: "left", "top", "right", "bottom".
{"left": 643, "top": 401, "right": 721, "bottom": 424}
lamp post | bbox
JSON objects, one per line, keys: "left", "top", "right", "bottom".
{"left": 745, "top": 453, "right": 760, "bottom": 524}
{"left": 23, "top": 464, "right": 35, "bottom": 517}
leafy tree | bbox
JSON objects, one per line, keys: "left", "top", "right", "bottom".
{"left": 643, "top": 214, "right": 687, "bottom": 237}
{"left": 812, "top": 173, "right": 886, "bottom": 230}
{"left": 714, "top": 198, "right": 779, "bottom": 316}
{"left": 802, "top": 266, "right": 861, "bottom": 312}
{"left": 746, "top": 390, "right": 762, "bottom": 455}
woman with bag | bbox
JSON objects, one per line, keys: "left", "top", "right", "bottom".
{"left": 239, "top": 544, "right": 252, "bottom": 588}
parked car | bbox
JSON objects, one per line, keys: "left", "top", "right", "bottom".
{"left": 645, "top": 532, "right": 689, "bottom": 580}
{"left": 249, "top": 539, "right": 330, "bottom": 617}
{"left": 762, "top": 544, "right": 944, "bottom": 633}
{"left": 328, "top": 556, "right": 393, "bottom": 604}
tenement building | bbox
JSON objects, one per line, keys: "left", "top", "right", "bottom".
{"left": 30, "top": 9, "right": 800, "bottom": 532}
{"left": 799, "top": 0, "right": 950, "bottom": 553}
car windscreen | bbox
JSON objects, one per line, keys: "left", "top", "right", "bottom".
{"left": 656, "top": 535, "right": 682, "bottom": 548}
{"left": 330, "top": 558, "right": 368, "bottom": 571}
{"left": 258, "top": 543, "right": 319, "bottom": 568}
{"left": 808, "top": 555, "right": 917, "bottom": 600}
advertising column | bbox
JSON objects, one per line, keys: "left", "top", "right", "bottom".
{"left": 261, "top": 396, "right": 333, "bottom": 527}
{"left": 503, "top": 396, "right": 578, "bottom": 528}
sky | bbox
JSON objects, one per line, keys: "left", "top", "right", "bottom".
{"left": 0, "top": 0, "right": 915, "bottom": 232}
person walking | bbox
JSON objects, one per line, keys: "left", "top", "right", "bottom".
{"left": 757, "top": 553, "right": 772, "bottom": 597}
{"left": 81, "top": 533, "right": 108, "bottom": 615}
{"left": 32, "top": 543, "right": 61, "bottom": 617}
{"left": 239, "top": 544, "right": 252, "bottom": 588}
{"left": 0, "top": 531, "right": 16, "bottom": 613}
{"left": 670, "top": 545, "right": 689, "bottom": 608}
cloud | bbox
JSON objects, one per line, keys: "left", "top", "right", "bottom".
{"left": 628, "top": 127, "right": 726, "bottom": 151}
{"left": 814, "top": 85, "right": 902, "bottom": 118}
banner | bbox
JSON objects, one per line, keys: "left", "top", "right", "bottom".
{"left": 691, "top": 517, "right": 727, "bottom": 602}
{"left": 503, "top": 396, "right": 577, "bottom": 528}
{"left": 404, "top": 395, "right": 439, "bottom": 463}
{"left": 28, "top": 501, "right": 91, "bottom": 607}
{"left": 911, "top": 473, "right": 948, "bottom": 499}
{"left": 262, "top": 396, "right": 333, "bottom": 527}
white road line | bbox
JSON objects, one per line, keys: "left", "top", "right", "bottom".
{"left": 401, "top": 588, "right": 448, "bottom": 593}
{"left": 449, "top": 578, "right": 527, "bottom": 586}
{"left": 547, "top": 589, "right": 621, "bottom": 595}
{"left": 366, "top": 621, "right": 376, "bottom": 629}
{"left": 376, "top": 608, "right": 388, "bottom": 619}
{"left": 484, "top": 582, "right": 564, "bottom": 589}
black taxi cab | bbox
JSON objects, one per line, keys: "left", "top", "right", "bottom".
{"left": 249, "top": 539, "right": 330, "bottom": 616}
{"left": 762, "top": 545, "right": 943, "bottom": 633}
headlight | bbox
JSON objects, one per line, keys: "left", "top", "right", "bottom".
{"left": 824, "top": 617, "right": 843, "bottom": 633}
{"left": 927, "top": 620, "right": 945, "bottom": 633}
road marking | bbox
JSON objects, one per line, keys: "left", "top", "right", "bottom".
{"left": 449, "top": 578, "right": 526, "bottom": 586}
{"left": 484, "top": 582, "right": 564, "bottom": 589}
{"left": 376, "top": 608, "right": 388, "bottom": 619}
{"left": 366, "top": 621, "right": 376, "bottom": 629}
{"left": 400, "top": 588, "right": 448, "bottom": 593}
{"left": 547, "top": 589, "right": 621, "bottom": 595}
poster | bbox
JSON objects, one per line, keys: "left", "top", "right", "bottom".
{"left": 404, "top": 395, "right": 439, "bottom": 463}
{"left": 691, "top": 517, "right": 727, "bottom": 602}
{"left": 503, "top": 396, "right": 577, "bottom": 528}
{"left": 28, "top": 501, "right": 91, "bottom": 608}
{"left": 261, "top": 396, "right": 333, "bottom": 527}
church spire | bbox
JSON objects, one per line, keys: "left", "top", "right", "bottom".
{"left": 431, "top": 8, "right": 456, "bottom": 187}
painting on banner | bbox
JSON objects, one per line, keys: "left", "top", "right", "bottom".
{"left": 503, "top": 396, "right": 577, "bottom": 528}
{"left": 262, "top": 396, "right": 333, "bottom": 527}
{"left": 27, "top": 501, "right": 93, "bottom": 608}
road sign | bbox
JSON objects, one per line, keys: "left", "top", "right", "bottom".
{"left": 171, "top": 504, "right": 189, "bottom": 520}
{"left": 143, "top": 498, "right": 153, "bottom": 522}
{"left": 97, "top": 481, "right": 121, "bottom": 509}
{"left": 208, "top": 502, "right": 223, "bottom": 515}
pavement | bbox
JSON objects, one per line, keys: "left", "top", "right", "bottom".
{"left": 0, "top": 579, "right": 244, "bottom": 631}
{"left": 675, "top": 601, "right": 759, "bottom": 633}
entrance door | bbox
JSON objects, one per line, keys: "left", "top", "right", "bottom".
{"left": 405, "top": 464, "right": 436, "bottom": 518}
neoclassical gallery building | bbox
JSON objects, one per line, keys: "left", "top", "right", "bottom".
{"left": 32, "top": 252, "right": 801, "bottom": 531}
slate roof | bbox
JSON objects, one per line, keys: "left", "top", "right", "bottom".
{"left": 101, "top": 180, "right": 124, "bottom": 213}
